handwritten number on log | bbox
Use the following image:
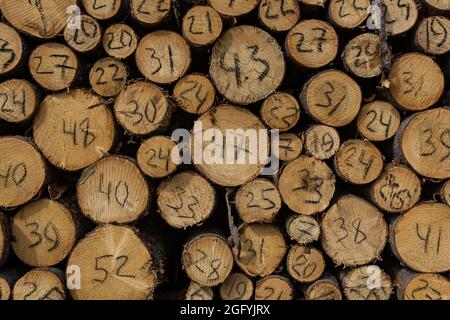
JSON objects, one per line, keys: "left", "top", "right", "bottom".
{"left": 94, "top": 255, "right": 134, "bottom": 284}
{"left": 246, "top": 188, "right": 276, "bottom": 210}
{"left": 0, "top": 39, "right": 16, "bottom": 71}
{"left": 25, "top": 222, "right": 60, "bottom": 251}
{"left": 0, "top": 163, "right": 27, "bottom": 188}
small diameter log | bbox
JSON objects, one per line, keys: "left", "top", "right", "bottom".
{"left": 286, "top": 215, "right": 321, "bottom": 245}
{"left": 173, "top": 74, "right": 216, "bottom": 115}
{"left": 209, "top": 0, "right": 259, "bottom": 17}
{"left": 182, "top": 6, "right": 223, "bottom": 48}
{"left": 89, "top": 57, "right": 128, "bottom": 97}
{"left": 299, "top": 0, "right": 327, "bottom": 7}
{"left": 0, "top": 269, "right": 21, "bottom": 300}
{"left": 254, "top": 275, "right": 294, "bottom": 300}
{"left": 0, "top": 212, "right": 11, "bottom": 267}
{"left": 258, "top": 0, "right": 301, "bottom": 33}
{"left": 185, "top": 281, "right": 214, "bottom": 300}
{"left": 260, "top": 92, "right": 301, "bottom": 132}
{"left": 304, "top": 274, "right": 343, "bottom": 300}
{"left": 276, "top": 133, "right": 303, "bottom": 162}
{"left": 77, "top": 156, "right": 149, "bottom": 224}
{"left": 11, "top": 199, "right": 76, "bottom": 267}
{"left": 0, "top": 137, "right": 46, "bottom": 208}
{"left": 328, "top": 0, "right": 370, "bottom": 29}
{"left": 12, "top": 268, "right": 66, "bottom": 300}
{"left": 334, "top": 139, "right": 384, "bottom": 185}
{"left": 0, "top": 22, "right": 24, "bottom": 76}
{"left": 303, "top": 124, "right": 340, "bottom": 160}
{"left": 136, "top": 31, "right": 191, "bottom": 85}
{"left": 356, "top": 101, "right": 400, "bottom": 142}
{"left": 394, "top": 107, "right": 449, "bottom": 180}
{"left": 415, "top": 16, "right": 450, "bottom": 56}
{"left": 340, "top": 265, "right": 393, "bottom": 300}
{"left": 321, "top": 195, "right": 388, "bottom": 266}
{"left": 278, "top": 156, "right": 336, "bottom": 215}
{"left": 81, "top": 0, "right": 127, "bottom": 20}
{"left": 220, "top": 272, "right": 254, "bottom": 300}
{"left": 384, "top": 0, "right": 418, "bottom": 36}
{"left": 300, "top": 69, "right": 362, "bottom": 127}
{"left": 369, "top": 165, "right": 421, "bottom": 213}
{"left": 182, "top": 233, "right": 234, "bottom": 287}
{"left": 286, "top": 245, "right": 325, "bottom": 283}
{"left": 440, "top": 180, "right": 450, "bottom": 206}
{"left": 137, "top": 135, "right": 179, "bottom": 179}
{"left": 28, "top": 43, "right": 79, "bottom": 92}
{"left": 103, "top": 24, "right": 138, "bottom": 60}
{"left": 389, "top": 202, "right": 450, "bottom": 273}
{"left": 67, "top": 224, "right": 161, "bottom": 300}
{"left": 424, "top": 0, "right": 450, "bottom": 12}
{"left": 64, "top": 14, "right": 102, "bottom": 54}
{"left": 0, "top": 0, "right": 76, "bottom": 39}
{"left": 114, "top": 82, "right": 171, "bottom": 136}
{"left": 235, "top": 178, "right": 282, "bottom": 224}
{"left": 342, "top": 33, "right": 382, "bottom": 79}
{"left": 388, "top": 53, "right": 444, "bottom": 111}
{"left": 33, "top": 89, "right": 115, "bottom": 171}
{"left": 233, "top": 224, "right": 287, "bottom": 278}
{"left": 157, "top": 171, "right": 215, "bottom": 229}
{"left": 0, "top": 79, "right": 39, "bottom": 124}
{"left": 209, "top": 25, "right": 285, "bottom": 105}
{"left": 394, "top": 268, "right": 450, "bottom": 300}
{"left": 191, "top": 105, "right": 269, "bottom": 187}
{"left": 285, "top": 19, "right": 338, "bottom": 69}
{"left": 131, "top": 0, "right": 172, "bottom": 27}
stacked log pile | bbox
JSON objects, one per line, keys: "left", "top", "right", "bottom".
{"left": 0, "top": 0, "right": 449, "bottom": 300}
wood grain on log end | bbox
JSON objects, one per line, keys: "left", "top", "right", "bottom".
{"left": 220, "top": 272, "right": 254, "bottom": 300}
{"left": 255, "top": 275, "right": 294, "bottom": 300}
{"left": 356, "top": 101, "right": 400, "bottom": 142}
{"left": 0, "top": 22, "right": 24, "bottom": 76}
{"left": 260, "top": 92, "right": 301, "bottom": 131}
{"left": 340, "top": 265, "right": 393, "bottom": 300}
{"left": 137, "top": 135, "right": 179, "bottom": 179}
{"left": 103, "top": 23, "right": 138, "bottom": 60}
{"left": 286, "top": 245, "right": 326, "bottom": 283}
{"left": 342, "top": 33, "right": 382, "bottom": 78}
{"left": 64, "top": 14, "right": 102, "bottom": 54}
{"left": 174, "top": 74, "right": 216, "bottom": 115}
{"left": 276, "top": 133, "right": 304, "bottom": 162}
{"left": 304, "top": 274, "right": 342, "bottom": 300}
{"left": 182, "top": 6, "right": 223, "bottom": 47}
{"left": 89, "top": 57, "right": 128, "bottom": 97}
{"left": 12, "top": 267, "right": 66, "bottom": 300}
{"left": 286, "top": 214, "right": 321, "bottom": 245}
{"left": 303, "top": 124, "right": 340, "bottom": 160}
{"left": 0, "top": 79, "right": 40, "bottom": 124}
{"left": 395, "top": 268, "right": 450, "bottom": 300}
{"left": 258, "top": 0, "right": 300, "bottom": 33}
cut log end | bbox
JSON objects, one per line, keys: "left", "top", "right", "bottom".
{"left": 182, "top": 6, "right": 223, "bottom": 47}
{"left": 64, "top": 14, "right": 102, "bottom": 54}
{"left": 415, "top": 16, "right": 450, "bottom": 56}
{"left": 82, "top": 0, "right": 125, "bottom": 20}
{"left": 279, "top": 156, "right": 336, "bottom": 215}
{"left": 321, "top": 195, "right": 388, "bottom": 266}
{"left": 219, "top": 272, "right": 254, "bottom": 300}
{"left": 397, "top": 108, "right": 450, "bottom": 180}
{"left": 137, "top": 135, "right": 179, "bottom": 179}
{"left": 340, "top": 265, "right": 393, "bottom": 300}
{"left": 233, "top": 224, "right": 287, "bottom": 278}
{"left": 356, "top": 101, "right": 400, "bottom": 142}
{"left": 33, "top": 89, "right": 115, "bottom": 171}
{"left": 89, "top": 57, "right": 128, "bottom": 97}
{"left": 173, "top": 74, "right": 216, "bottom": 115}
{"left": 131, "top": 0, "right": 172, "bottom": 27}
{"left": 0, "top": 22, "right": 23, "bottom": 75}
{"left": 103, "top": 24, "right": 138, "bottom": 60}
{"left": 255, "top": 275, "right": 294, "bottom": 300}
{"left": 29, "top": 43, "right": 79, "bottom": 92}
{"left": 342, "top": 33, "right": 382, "bottom": 78}
{"left": 301, "top": 70, "right": 362, "bottom": 127}
{"left": 114, "top": 82, "right": 171, "bottom": 136}
{"left": 334, "top": 139, "right": 384, "bottom": 185}
{"left": 276, "top": 133, "right": 304, "bottom": 162}
{"left": 260, "top": 92, "right": 301, "bottom": 131}
{"left": 384, "top": 0, "right": 418, "bottom": 36}
{"left": 209, "top": 26, "right": 285, "bottom": 105}
{"left": 304, "top": 274, "right": 342, "bottom": 300}
{"left": 440, "top": 180, "right": 450, "bottom": 206}
{"left": 13, "top": 268, "right": 66, "bottom": 300}
{"left": 67, "top": 224, "right": 161, "bottom": 300}
{"left": 182, "top": 233, "right": 234, "bottom": 287}
{"left": 388, "top": 53, "right": 444, "bottom": 111}
{"left": 157, "top": 171, "right": 215, "bottom": 229}
{"left": 258, "top": 0, "right": 300, "bottom": 32}
{"left": 328, "top": 0, "right": 370, "bottom": 29}
{"left": 286, "top": 245, "right": 326, "bottom": 283}
{"left": 0, "top": 79, "right": 39, "bottom": 124}
{"left": 77, "top": 156, "right": 149, "bottom": 224}
{"left": 395, "top": 268, "right": 450, "bottom": 300}
{"left": 0, "top": 137, "right": 46, "bottom": 209}
{"left": 12, "top": 199, "right": 76, "bottom": 267}
{"left": 185, "top": 281, "right": 214, "bottom": 300}
{"left": 136, "top": 31, "right": 191, "bottom": 85}
{"left": 390, "top": 202, "right": 450, "bottom": 273}
{"left": 303, "top": 124, "right": 340, "bottom": 160}
{"left": 285, "top": 19, "right": 338, "bottom": 69}
{"left": 209, "top": 0, "right": 259, "bottom": 17}
{"left": 235, "top": 178, "right": 282, "bottom": 224}
{"left": 370, "top": 165, "right": 421, "bottom": 213}
{"left": 424, "top": 0, "right": 450, "bottom": 12}
{"left": 286, "top": 215, "right": 321, "bottom": 245}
